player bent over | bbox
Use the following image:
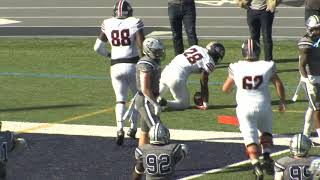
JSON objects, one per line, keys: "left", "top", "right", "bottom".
{"left": 132, "top": 123, "right": 188, "bottom": 180}
{"left": 94, "top": 0, "right": 145, "bottom": 145}
{"left": 158, "top": 42, "right": 225, "bottom": 110}
{"left": 222, "top": 38, "right": 286, "bottom": 179}
{"left": 274, "top": 133, "right": 319, "bottom": 180}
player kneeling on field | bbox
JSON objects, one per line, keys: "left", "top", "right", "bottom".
{"left": 158, "top": 41, "right": 225, "bottom": 110}
{"left": 132, "top": 123, "right": 188, "bottom": 180}
{"left": 274, "top": 133, "right": 320, "bottom": 180}
{"left": 0, "top": 129, "right": 27, "bottom": 179}
{"left": 222, "top": 38, "right": 286, "bottom": 180}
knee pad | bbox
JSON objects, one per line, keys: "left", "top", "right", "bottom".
{"left": 260, "top": 132, "right": 273, "bottom": 146}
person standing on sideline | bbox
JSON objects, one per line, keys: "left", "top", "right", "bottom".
{"left": 93, "top": 0, "right": 144, "bottom": 146}
{"left": 305, "top": 0, "right": 320, "bottom": 22}
{"left": 168, "top": 0, "right": 198, "bottom": 56}
{"left": 237, "top": 0, "right": 280, "bottom": 61}
{"left": 223, "top": 38, "right": 286, "bottom": 180}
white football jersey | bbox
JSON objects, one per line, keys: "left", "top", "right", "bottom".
{"left": 101, "top": 17, "right": 144, "bottom": 60}
{"left": 229, "top": 60, "right": 276, "bottom": 107}
{"left": 167, "top": 45, "right": 215, "bottom": 78}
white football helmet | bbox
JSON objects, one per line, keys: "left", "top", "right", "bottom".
{"left": 289, "top": 133, "right": 312, "bottom": 157}
{"left": 306, "top": 15, "right": 320, "bottom": 36}
{"left": 309, "top": 158, "right": 320, "bottom": 180}
{"left": 149, "top": 123, "right": 170, "bottom": 145}
{"left": 143, "top": 37, "right": 165, "bottom": 59}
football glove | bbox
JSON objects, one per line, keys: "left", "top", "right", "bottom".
{"left": 196, "top": 102, "right": 208, "bottom": 110}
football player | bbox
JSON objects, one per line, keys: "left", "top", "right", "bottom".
{"left": 93, "top": 0, "right": 144, "bottom": 145}
{"left": 158, "top": 42, "right": 225, "bottom": 110}
{"left": 134, "top": 38, "right": 165, "bottom": 146}
{"left": 133, "top": 123, "right": 188, "bottom": 180}
{"left": 298, "top": 15, "right": 320, "bottom": 144}
{"left": 274, "top": 133, "right": 320, "bottom": 180}
{"left": 222, "top": 38, "right": 286, "bottom": 180}
{"left": 0, "top": 128, "right": 27, "bottom": 179}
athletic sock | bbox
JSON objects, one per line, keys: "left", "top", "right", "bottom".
{"left": 303, "top": 107, "right": 313, "bottom": 137}
{"left": 115, "top": 103, "right": 126, "bottom": 130}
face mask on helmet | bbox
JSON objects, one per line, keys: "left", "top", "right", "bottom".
{"left": 143, "top": 38, "right": 165, "bottom": 59}
{"left": 113, "top": 0, "right": 133, "bottom": 19}
{"left": 206, "top": 42, "right": 225, "bottom": 64}
{"left": 149, "top": 123, "right": 170, "bottom": 145}
{"left": 289, "top": 133, "right": 312, "bottom": 157}
{"left": 241, "top": 38, "right": 260, "bottom": 61}
{"left": 306, "top": 15, "right": 320, "bottom": 37}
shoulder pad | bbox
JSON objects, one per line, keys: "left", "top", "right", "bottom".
{"left": 298, "top": 36, "right": 313, "bottom": 49}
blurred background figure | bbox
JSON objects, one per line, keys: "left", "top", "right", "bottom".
{"left": 305, "top": 0, "right": 320, "bottom": 22}
{"left": 168, "top": 0, "right": 198, "bottom": 56}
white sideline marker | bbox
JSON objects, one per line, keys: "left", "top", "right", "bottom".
{"left": 0, "top": 18, "right": 21, "bottom": 25}
{"left": 146, "top": 31, "right": 172, "bottom": 37}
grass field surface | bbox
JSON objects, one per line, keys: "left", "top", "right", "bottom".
{"left": 0, "top": 38, "right": 319, "bottom": 179}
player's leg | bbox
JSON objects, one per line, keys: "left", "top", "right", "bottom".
{"left": 301, "top": 80, "right": 314, "bottom": 136}
{"left": 257, "top": 105, "right": 274, "bottom": 175}
{"left": 166, "top": 79, "right": 190, "bottom": 110}
{"left": 111, "top": 65, "right": 129, "bottom": 145}
{"left": 182, "top": 2, "right": 198, "bottom": 46}
{"left": 237, "top": 107, "right": 263, "bottom": 179}
{"left": 127, "top": 64, "right": 139, "bottom": 139}
{"left": 158, "top": 67, "right": 170, "bottom": 107}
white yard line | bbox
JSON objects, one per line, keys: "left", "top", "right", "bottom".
{"left": 1, "top": 121, "right": 299, "bottom": 146}
{"left": 0, "top": 16, "right": 304, "bottom": 19}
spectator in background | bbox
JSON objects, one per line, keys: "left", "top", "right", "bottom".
{"left": 168, "top": 0, "right": 198, "bottom": 56}
{"left": 305, "top": 0, "right": 320, "bottom": 22}
{"left": 237, "top": 0, "right": 280, "bottom": 61}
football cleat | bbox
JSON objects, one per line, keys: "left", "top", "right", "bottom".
{"left": 116, "top": 129, "right": 125, "bottom": 146}
{"left": 126, "top": 128, "right": 137, "bottom": 139}
{"left": 253, "top": 163, "right": 264, "bottom": 180}
{"left": 261, "top": 156, "right": 274, "bottom": 175}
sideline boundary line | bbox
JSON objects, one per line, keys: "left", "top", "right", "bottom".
{"left": 180, "top": 149, "right": 290, "bottom": 180}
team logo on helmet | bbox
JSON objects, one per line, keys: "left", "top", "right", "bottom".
{"left": 241, "top": 38, "right": 260, "bottom": 60}
{"left": 113, "top": 0, "right": 133, "bottom": 19}
{"left": 206, "top": 41, "right": 225, "bottom": 63}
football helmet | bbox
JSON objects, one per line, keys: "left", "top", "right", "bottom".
{"left": 309, "top": 158, "right": 320, "bottom": 180}
{"left": 149, "top": 123, "right": 170, "bottom": 145}
{"left": 206, "top": 41, "right": 225, "bottom": 64}
{"left": 113, "top": 0, "right": 133, "bottom": 19}
{"left": 241, "top": 38, "right": 260, "bottom": 60}
{"left": 306, "top": 15, "right": 320, "bottom": 36}
{"left": 143, "top": 37, "right": 165, "bottom": 59}
{"left": 289, "top": 133, "right": 312, "bottom": 157}
{"left": 193, "top": 91, "right": 203, "bottom": 106}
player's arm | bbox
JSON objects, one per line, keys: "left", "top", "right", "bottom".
{"left": 199, "top": 70, "right": 209, "bottom": 110}
{"left": 94, "top": 31, "right": 111, "bottom": 58}
{"left": 222, "top": 64, "right": 235, "bottom": 93}
{"left": 140, "top": 71, "right": 161, "bottom": 114}
{"left": 298, "top": 48, "right": 310, "bottom": 79}
{"left": 271, "top": 73, "right": 286, "bottom": 112}
{"left": 136, "top": 29, "right": 145, "bottom": 56}
{"left": 133, "top": 147, "right": 145, "bottom": 180}
{"left": 274, "top": 161, "right": 285, "bottom": 180}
